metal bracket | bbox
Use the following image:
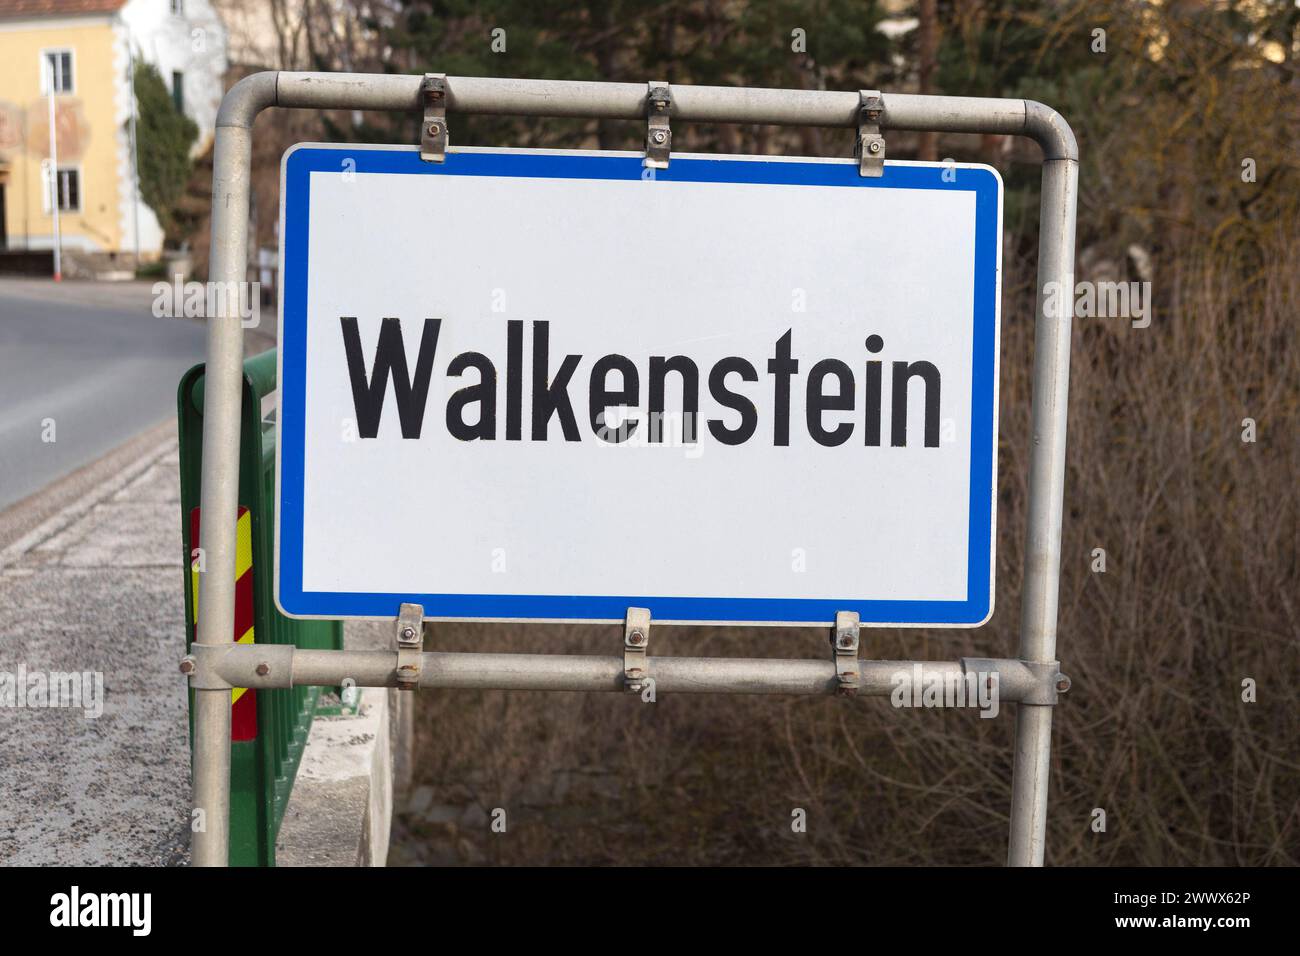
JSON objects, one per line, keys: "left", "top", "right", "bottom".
{"left": 624, "top": 607, "right": 651, "bottom": 693}
{"left": 644, "top": 81, "right": 672, "bottom": 169}
{"left": 831, "top": 611, "right": 860, "bottom": 696}
{"left": 396, "top": 602, "right": 424, "bottom": 690}
{"left": 962, "top": 657, "right": 1069, "bottom": 705}
{"left": 420, "top": 73, "right": 448, "bottom": 163}
{"left": 181, "top": 642, "right": 296, "bottom": 691}
{"left": 1023, "top": 660, "right": 1069, "bottom": 705}
{"left": 856, "top": 90, "right": 885, "bottom": 177}
{"left": 180, "top": 643, "right": 232, "bottom": 691}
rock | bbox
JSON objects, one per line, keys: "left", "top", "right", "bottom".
{"left": 424, "top": 804, "right": 461, "bottom": 825}
{"left": 404, "top": 784, "right": 433, "bottom": 816}
{"left": 460, "top": 802, "right": 489, "bottom": 830}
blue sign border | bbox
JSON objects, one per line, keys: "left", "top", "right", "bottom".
{"left": 277, "top": 146, "right": 1001, "bottom": 626}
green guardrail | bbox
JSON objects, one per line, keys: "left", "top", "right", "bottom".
{"left": 178, "top": 348, "right": 343, "bottom": 866}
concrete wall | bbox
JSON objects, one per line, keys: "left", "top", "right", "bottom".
{"left": 276, "top": 621, "right": 415, "bottom": 867}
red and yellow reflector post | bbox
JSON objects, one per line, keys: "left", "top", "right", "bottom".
{"left": 189, "top": 506, "right": 257, "bottom": 741}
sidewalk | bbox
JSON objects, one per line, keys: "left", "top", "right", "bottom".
{"left": 0, "top": 420, "right": 406, "bottom": 866}
{"left": 0, "top": 431, "right": 191, "bottom": 865}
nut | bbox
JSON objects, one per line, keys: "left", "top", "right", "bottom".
{"left": 255, "top": 662, "right": 270, "bottom": 677}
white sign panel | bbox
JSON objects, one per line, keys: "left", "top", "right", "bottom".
{"left": 276, "top": 145, "right": 1002, "bottom": 626}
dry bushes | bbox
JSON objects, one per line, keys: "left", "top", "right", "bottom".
{"left": 390, "top": 6, "right": 1298, "bottom": 866}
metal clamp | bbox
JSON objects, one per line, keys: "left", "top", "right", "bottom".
{"left": 831, "top": 611, "right": 860, "bottom": 695}
{"left": 624, "top": 607, "right": 651, "bottom": 693}
{"left": 645, "top": 81, "right": 672, "bottom": 169}
{"left": 420, "top": 73, "right": 448, "bottom": 163}
{"left": 961, "top": 657, "right": 1070, "bottom": 705}
{"left": 396, "top": 602, "right": 424, "bottom": 690}
{"left": 180, "top": 643, "right": 232, "bottom": 691}
{"left": 856, "top": 90, "right": 885, "bottom": 177}
{"left": 1023, "top": 660, "right": 1069, "bottom": 705}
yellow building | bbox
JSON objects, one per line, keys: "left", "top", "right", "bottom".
{"left": 0, "top": 0, "right": 226, "bottom": 269}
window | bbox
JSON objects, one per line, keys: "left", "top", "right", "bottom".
{"left": 171, "top": 71, "right": 185, "bottom": 113}
{"left": 42, "top": 50, "right": 74, "bottom": 94}
{"left": 44, "top": 167, "right": 80, "bottom": 213}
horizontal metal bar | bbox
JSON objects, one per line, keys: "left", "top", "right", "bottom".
{"left": 217, "top": 72, "right": 1077, "bottom": 161}
{"left": 202, "top": 644, "right": 1060, "bottom": 702}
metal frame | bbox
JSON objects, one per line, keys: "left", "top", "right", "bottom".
{"left": 191, "top": 71, "right": 1077, "bottom": 867}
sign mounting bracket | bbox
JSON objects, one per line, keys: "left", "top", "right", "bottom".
{"left": 624, "top": 607, "right": 651, "bottom": 694}
{"left": 645, "top": 81, "right": 672, "bottom": 169}
{"left": 857, "top": 90, "right": 885, "bottom": 177}
{"left": 395, "top": 602, "right": 424, "bottom": 689}
{"left": 420, "top": 73, "right": 448, "bottom": 163}
{"left": 832, "top": 611, "right": 861, "bottom": 695}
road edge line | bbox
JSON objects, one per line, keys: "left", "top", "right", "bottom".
{"left": 0, "top": 418, "right": 178, "bottom": 571}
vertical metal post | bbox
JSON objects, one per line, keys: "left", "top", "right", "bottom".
{"left": 127, "top": 39, "right": 142, "bottom": 270}
{"left": 45, "top": 56, "right": 62, "bottom": 282}
{"left": 1008, "top": 146, "right": 1078, "bottom": 866}
{"left": 191, "top": 74, "right": 275, "bottom": 867}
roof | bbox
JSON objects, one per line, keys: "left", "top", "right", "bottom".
{"left": 0, "top": 0, "right": 127, "bottom": 18}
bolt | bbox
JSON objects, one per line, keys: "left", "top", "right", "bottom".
{"left": 629, "top": 630, "right": 646, "bottom": 646}
{"left": 401, "top": 626, "right": 417, "bottom": 641}
{"left": 652, "top": 130, "right": 668, "bottom": 145}
{"left": 427, "top": 123, "right": 442, "bottom": 136}
{"left": 868, "top": 141, "right": 882, "bottom": 154}
{"left": 1055, "top": 674, "right": 1071, "bottom": 693}
{"left": 837, "top": 634, "right": 854, "bottom": 649}
{"left": 255, "top": 662, "right": 270, "bottom": 677}
{"left": 179, "top": 657, "right": 196, "bottom": 675}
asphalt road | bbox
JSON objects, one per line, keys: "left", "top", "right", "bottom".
{"left": 0, "top": 279, "right": 208, "bottom": 512}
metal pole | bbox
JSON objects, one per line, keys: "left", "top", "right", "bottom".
{"left": 198, "top": 644, "right": 1061, "bottom": 702}
{"left": 195, "top": 71, "right": 1076, "bottom": 867}
{"left": 45, "top": 57, "right": 62, "bottom": 282}
{"left": 1007, "top": 148, "right": 1079, "bottom": 866}
{"left": 272, "top": 70, "right": 1032, "bottom": 133}
{"left": 127, "top": 39, "right": 141, "bottom": 270}
{"left": 191, "top": 73, "right": 275, "bottom": 868}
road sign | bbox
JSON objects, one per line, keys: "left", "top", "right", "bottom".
{"left": 275, "top": 145, "right": 1002, "bottom": 626}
